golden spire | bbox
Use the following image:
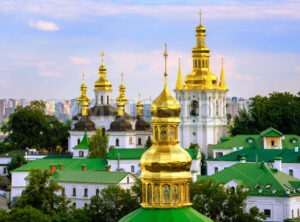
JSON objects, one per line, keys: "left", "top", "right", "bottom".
{"left": 140, "top": 46, "right": 192, "bottom": 209}
{"left": 199, "top": 9, "right": 202, "bottom": 25}
{"left": 77, "top": 72, "right": 90, "bottom": 105}
{"left": 219, "top": 57, "right": 228, "bottom": 90}
{"left": 116, "top": 72, "right": 128, "bottom": 112}
{"left": 94, "top": 50, "right": 112, "bottom": 91}
{"left": 175, "top": 58, "right": 184, "bottom": 90}
{"left": 136, "top": 93, "right": 144, "bottom": 116}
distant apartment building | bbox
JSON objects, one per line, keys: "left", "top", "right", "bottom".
{"left": 226, "top": 97, "right": 250, "bottom": 119}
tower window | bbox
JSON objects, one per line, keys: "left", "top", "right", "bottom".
{"left": 169, "top": 127, "right": 175, "bottom": 140}
{"left": 138, "top": 138, "right": 142, "bottom": 145}
{"left": 190, "top": 100, "right": 199, "bottom": 116}
{"left": 116, "top": 139, "right": 119, "bottom": 146}
{"left": 160, "top": 127, "right": 167, "bottom": 141}
{"left": 127, "top": 176, "right": 130, "bottom": 183}
{"left": 77, "top": 138, "right": 80, "bottom": 144}
{"left": 271, "top": 140, "right": 275, "bottom": 147}
{"left": 107, "top": 95, "right": 109, "bottom": 104}
{"left": 101, "top": 96, "right": 103, "bottom": 104}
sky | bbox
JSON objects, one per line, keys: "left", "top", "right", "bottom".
{"left": 0, "top": 0, "right": 300, "bottom": 103}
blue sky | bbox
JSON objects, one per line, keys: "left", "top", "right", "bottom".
{"left": 0, "top": 0, "right": 299, "bottom": 102}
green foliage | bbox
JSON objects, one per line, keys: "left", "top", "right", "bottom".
{"left": 190, "top": 179, "right": 265, "bottom": 222}
{"left": 144, "top": 136, "right": 152, "bottom": 149}
{"left": 88, "top": 128, "right": 109, "bottom": 158}
{"left": 1, "top": 101, "right": 70, "bottom": 151}
{"left": 7, "top": 206, "right": 51, "bottom": 222}
{"left": 131, "top": 178, "right": 142, "bottom": 201}
{"left": 15, "top": 168, "right": 70, "bottom": 216}
{"left": 229, "top": 92, "right": 300, "bottom": 136}
{"left": 7, "top": 154, "right": 27, "bottom": 179}
{"left": 87, "top": 186, "right": 140, "bottom": 222}
{"left": 188, "top": 143, "right": 200, "bottom": 150}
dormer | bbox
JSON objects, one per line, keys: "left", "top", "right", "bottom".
{"left": 260, "top": 127, "right": 283, "bottom": 149}
{"left": 73, "top": 131, "right": 89, "bottom": 159}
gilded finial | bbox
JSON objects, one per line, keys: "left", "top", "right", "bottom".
{"left": 121, "top": 72, "right": 124, "bottom": 84}
{"left": 221, "top": 57, "right": 224, "bottom": 65}
{"left": 163, "top": 43, "right": 168, "bottom": 86}
{"left": 82, "top": 72, "right": 85, "bottom": 83}
{"left": 199, "top": 9, "right": 202, "bottom": 25}
{"left": 138, "top": 93, "right": 141, "bottom": 102}
{"left": 100, "top": 50, "right": 105, "bottom": 66}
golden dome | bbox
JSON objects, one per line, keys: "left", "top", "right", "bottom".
{"left": 136, "top": 94, "right": 144, "bottom": 116}
{"left": 94, "top": 51, "right": 113, "bottom": 91}
{"left": 77, "top": 72, "right": 90, "bottom": 104}
{"left": 116, "top": 72, "right": 128, "bottom": 106}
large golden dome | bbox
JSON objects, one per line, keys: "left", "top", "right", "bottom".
{"left": 94, "top": 51, "right": 112, "bottom": 91}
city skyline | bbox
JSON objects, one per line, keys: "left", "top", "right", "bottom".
{"left": 0, "top": 0, "right": 300, "bottom": 101}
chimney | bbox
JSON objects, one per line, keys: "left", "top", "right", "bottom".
{"left": 105, "top": 165, "right": 111, "bottom": 172}
{"left": 50, "top": 164, "right": 57, "bottom": 174}
{"left": 273, "top": 157, "right": 282, "bottom": 171}
{"left": 295, "top": 147, "right": 299, "bottom": 152}
{"left": 233, "top": 147, "right": 237, "bottom": 152}
{"left": 81, "top": 164, "right": 86, "bottom": 171}
{"left": 59, "top": 164, "right": 63, "bottom": 170}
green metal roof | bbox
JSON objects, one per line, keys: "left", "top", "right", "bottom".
{"left": 208, "top": 148, "right": 300, "bottom": 163}
{"left": 198, "top": 163, "right": 300, "bottom": 197}
{"left": 212, "top": 128, "right": 300, "bottom": 150}
{"left": 108, "top": 148, "right": 198, "bottom": 160}
{"left": 12, "top": 158, "right": 107, "bottom": 172}
{"left": 51, "top": 170, "right": 130, "bottom": 184}
{"left": 119, "top": 207, "right": 213, "bottom": 222}
{"left": 73, "top": 131, "right": 89, "bottom": 149}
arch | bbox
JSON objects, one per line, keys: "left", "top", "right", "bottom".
{"left": 162, "top": 184, "right": 170, "bottom": 204}
{"left": 147, "top": 184, "right": 152, "bottom": 204}
{"left": 115, "top": 138, "right": 119, "bottom": 146}
{"left": 154, "top": 184, "right": 160, "bottom": 203}
{"left": 169, "top": 126, "right": 174, "bottom": 140}
{"left": 173, "top": 185, "right": 179, "bottom": 204}
{"left": 155, "top": 126, "right": 159, "bottom": 141}
{"left": 190, "top": 100, "right": 199, "bottom": 116}
{"left": 160, "top": 126, "right": 167, "bottom": 141}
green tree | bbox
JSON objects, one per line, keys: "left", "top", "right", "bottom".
{"left": 88, "top": 128, "right": 109, "bottom": 158}
{"left": 15, "top": 168, "right": 70, "bottom": 216}
{"left": 7, "top": 206, "right": 51, "bottom": 222}
{"left": 144, "top": 136, "right": 152, "bottom": 149}
{"left": 229, "top": 92, "right": 300, "bottom": 136}
{"left": 1, "top": 101, "right": 70, "bottom": 151}
{"left": 7, "top": 154, "right": 27, "bottom": 179}
{"left": 131, "top": 179, "right": 142, "bottom": 201}
{"left": 87, "top": 186, "right": 140, "bottom": 222}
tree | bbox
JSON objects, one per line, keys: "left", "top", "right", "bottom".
{"left": 15, "top": 168, "right": 70, "bottom": 216}
{"left": 88, "top": 128, "right": 109, "bottom": 158}
{"left": 190, "top": 179, "right": 265, "bottom": 222}
{"left": 229, "top": 92, "right": 300, "bottom": 136}
{"left": 87, "top": 186, "right": 140, "bottom": 222}
{"left": 7, "top": 206, "right": 51, "bottom": 222}
{"left": 7, "top": 154, "right": 27, "bottom": 179}
{"left": 144, "top": 136, "right": 152, "bottom": 149}
{"left": 131, "top": 179, "right": 142, "bottom": 201}
{"left": 1, "top": 101, "right": 70, "bottom": 151}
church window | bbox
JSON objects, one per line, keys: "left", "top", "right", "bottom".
{"left": 101, "top": 96, "right": 103, "bottom": 104}
{"left": 193, "top": 120, "right": 196, "bottom": 123}
{"left": 61, "top": 187, "right": 65, "bottom": 196}
{"left": 163, "top": 185, "right": 170, "bottom": 204}
{"left": 72, "top": 188, "right": 76, "bottom": 197}
{"left": 298, "top": 209, "right": 299, "bottom": 217}
{"left": 169, "top": 127, "right": 174, "bottom": 140}
{"left": 264, "top": 209, "right": 271, "bottom": 218}
{"left": 73, "top": 202, "right": 76, "bottom": 209}
{"left": 190, "top": 100, "right": 199, "bottom": 116}
{"left": 292, "top": 209, "right": 294, "bottom": 218}
{"left": 129, "top": 137, "right": 133, "bottom": 144}
{"left": 271, "top": 140, "right": 275, "bottom": 147}
{"left": 289, "top": 169, "right": 294, "bottom": 176}
{"left": 107, "top": 95, "right": 109, "bottom": 104}
{"left": 96, "top": 189, "right": 99, "bottom": 196}
{"left": 181, "top": 184, "right": 185, "bottom": 203}
{"left": 131, "top": 165, "right": 135, "bottom": 173}
{"left": 116, "top": 139, "right": 119, "bottom": 146}
{"left": 173, "top": 185, "right": 179, "bottom": 204}
{"left": 127, "top": 177, "right": 130, "bottom": 183}
{"left": 193, "top": 132, "right": 196, "bottom": 136}
{"left": 84, "top": 188, "right": 88, "bottom": 197}
{"left": 214, "top": 167, "right": 218, "bottom": 173}
{"left": 77, "top": 139, "right": 80, "bottom": 145}
{"left": 84, "top": 203, "right": 88, "bottom": 208}
{"left": 155, "top": 126, "right": 159, "bottom": 141}
{"left": 138, "top": 138, "right": 142, "bottom": 145}
{"left": 216, "top": 100, "right": 219, "bottom": 116}
{"left": 79, "top": 151, "right": 84, "bottom": 157}
{"left": 179, "top": 96, "right": 181, "bottom": 101}
{"left": 154, "top": 185, "right": 160, "bottom": 203}
{"left": 3, "top": 167, "right": 6, "bottom": 174}
{"left": 160, "top": 127, "right": 167, "bottom": 141}
{"left": 147, "top": 184, "right": 152, "bottom": 204}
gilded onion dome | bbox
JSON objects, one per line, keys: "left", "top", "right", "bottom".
{"left": 77, "top": 72, "right": 90, "bottom": 104}
{"left": 136, "top": 94, "right": 144, "bottom": 116}
{"left": 116, "top": 72, "right": 128, "bottom": 106}
{"left": 94, "top": 51, "right": 112, "bottom": 91}
{"left": 140, "top": 44, "right": 192, "bottom": 209}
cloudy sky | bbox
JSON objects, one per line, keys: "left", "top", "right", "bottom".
{"left": 0, "top": 0, "right": 299, "bottom": 102}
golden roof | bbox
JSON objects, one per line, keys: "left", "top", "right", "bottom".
{"left": 77, "top": 72, "right": 90, "bottom": 104}
{"left": 116, "top": 72, "right": 128, "bottom": 106}
{"left": 136, "top": 94, "right": 144, "bottom": 116}
{"left": 94, "top": 51, "right": 112, "bottom": 91}
{"left": 219, "top": 58, "right": 228, "bottom": 90}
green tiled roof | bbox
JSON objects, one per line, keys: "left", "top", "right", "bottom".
{"left": 51, "top": 170, "right": 130, "bottom": 184}
{"left": 119, "top": 207, "right": 213, "bottom": 222}
{"left": 73, "top": 131, "right": 89, "bottom": 149}
{"left": 198, "top": 163, "right": 300, "bottom": 197}
{"left": 212, "top": 128, "right": 300, "bottom": 150}
{"left": 208, "top": 148, "right": 300, "bottom": 163}
{"left": 260, "top": 127, "right": 283, "bottom": 137}
{"left": 108, "top": 148, "right": 198, "bottom": 160}
{"left": 12, "top": 158, "right": 107, "bottom": 172}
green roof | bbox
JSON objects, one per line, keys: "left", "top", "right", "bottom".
{"left": 73, "top": 131, "right": 89, "bottom": 149}
{"left": 108, "top": 148, "right": 198, "bottom": 160}
{"left": 12, "top": 158, "right": 107, "bottom": 172}
{"left": 119, "top": 207, "right": 213, "bottom": 222}
{"left": 198, "top": 163, "right": 300, "bottom": 197}
{"left": 260, "top": 127, "right": 283, "bottom": 137}
{"left": 51, "top": 170, "right": 130, "bottom": 184}
{"left": 212, "top": 128, "right": 300, "bottom": 150}
{"left": 208, "top": 148, "right": 300, "bottom": 163}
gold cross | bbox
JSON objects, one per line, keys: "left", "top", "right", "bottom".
{"left": 221, "top": 57, "right": 224, "bottom": 65}
{"left": 82, "top": 72, "right": 85, "bottom": 83}
{"left": 199, "top": 9, "right": 202, "bottom": 24}
{"left": 100, "top": 50, "right": 105, "bottom": 65}
{"left": 179, "top": 57, "right": 181, "bottom": 66}
{"left": 138, "top": 93, "right": 141, "bottom": 101}
{"left": 163, "top": 42, "right": 168, "bottom": 76}
{"left": 121, "top": 72, "right": 124, "bottom": 84}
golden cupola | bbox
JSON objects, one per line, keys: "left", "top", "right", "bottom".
{"left": 94, "top": 51, "right": 112, "bottom": 91}
{"left": 183, "top": 11, "right": 219, "bottom": 90}
{"left": 116, "top": 72, "right": 128, "bottom": 106}
{"left": 77, "top": 72, "right": 90, "bottom": 105}
{"left": 136, "top": 94, "right": 144, "bottom": 116}
{"left": 140, "top": 44, "right": 192, "bottom": 209}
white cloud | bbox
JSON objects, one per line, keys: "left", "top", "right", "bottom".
{"left": 39, "top": 71, "right": 61, "bottom": 77}
{"left": 69, "top": 56, "right": 91, "bottom": 65}
{"left": 294, "top": 66, "right": 300, "bottom": 72}
{"left": 28, "top": 20, "right": 60, "bottom": 31}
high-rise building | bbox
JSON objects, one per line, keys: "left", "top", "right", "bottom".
{"left": 226, "top": 97, "right": 250, "bottom": 119}
{"left": 0, "top": 99, "right": 6, "bottom": 120}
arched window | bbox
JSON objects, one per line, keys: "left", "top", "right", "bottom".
{"left": 190, "top": 100, "right": 199, "bottom": 116}
{"left": 115, "top": 139, "right": 119, "bottom": 146}
{"left": 214, "top": 167, "right": 218, "bottom": 174}
{"left": 169, "top": 126, "right": 174, "bottom": 140}
{"left": 138, "top": 138, "right": 142, "bottom": 145}
{"left": 147, "top": 184, "right": 152, "bottom": 204}
{"left": 154, "top": 185, "right": 160, "bottom": 203}
{"left": 101, "top": 96, "right": 103, "bottom": 104}
{"left": 77, "top": 138, "right": 80, "bottom": 144}
{"left": 173, "top": 185, "right": 179, "bottom": 204}
{"left": 79, "top": 151, "right": 84, "bottom": 157}
{"left": 163, "top": 185, "right": 170, "bottom": 204}
{"left": 160, "top": 127, "right": 167, "bottom": 141}
{"left": 289, "top": 169, "right": 294, "bottom": 176}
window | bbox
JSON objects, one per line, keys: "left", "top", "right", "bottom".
{"left": 84, "top": 188, "right": 88, "bottom": 197}
{"left": 116, "top": 139, "right": 119, "bottom": 146}
{"left": 138, "top": 138, "right": 142, "bottom": 145}
{"left": 127, "top": 177, "right": 130, "bottom": 184}
{"left": 214, "top": 167, "right": 218, "bottom": 174}
{"left": 61, "top": 187, "right": 65, "bottom": 196}
{"left": 160, "top": 127, "right": 167, "bottom": 141}
{"left": 264, "top": 209, "right": 271, "bottom": 218}
{"left": 79, "top": 151, "right": 84, "bottom": 157}
{"left": 72, "top": 188, "right": 76, "bottom": 197}
{"left": 298, "top": 209, "right": 299, "bottom": 217}
{"left": 216, "top": 152, "right": 223, "bottom": 157}
{"left": 84, "top": 203, "right": 88, "bottom": 208}
{"left": 292, "top": 209, "right": 294, "bottom": 218}
{"left": 131, "top": 165, "right": 135, "bottom": 173}
{"left": 129, "top": 137, "right": 133, "bottom": 144}
{"left": 169, "top": 127, "right": 174, "bottom": 140}
{"left": 289, "top": 169, "right": 294, "bottom": 176}
{"left": 101, "top": 96, "right": 103, "bottom": 104}
{"left": 96, "top": 189, "right": 99, "bottom": 196}
{"left": 3, "top": 167, "right": 6, "bottom": 174}
{"left": 77, "top": 138, "right": 80, "bottom": 144}
{"left": 271, "top": 140, "right": 275, "bottom": 147}
{"left": 73, "top": 202, "right": 76, "bottom": 209}
{"left": 190, "top": 100, "right": 199, "bottom": 116}
{"left": 193, "top": 132, "right": 196, "bottom": 136}
{"left": 107, "top": 95, "right": 109, "bottom": 104}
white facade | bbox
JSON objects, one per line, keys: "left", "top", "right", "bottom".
{"left": 94, "top": 90, "right": 113, "bottom": 107}
{"left": 109, "top": 131, "right": 151, "bottom": 149}
{"left": 68, "top": 131, "right": 94, "bottom": 153}
{"left": 175, "top": 90, "right": 227, "bottom": 155}
{"left": 0, "top": 157, "right": 11, "bottom": 176}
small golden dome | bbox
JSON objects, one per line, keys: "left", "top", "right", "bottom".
{"left": 94, "top": 51, "right": 113, "bottom": 91}
{"left": 116, "top": 72, "right": 128, "bottom": 106}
